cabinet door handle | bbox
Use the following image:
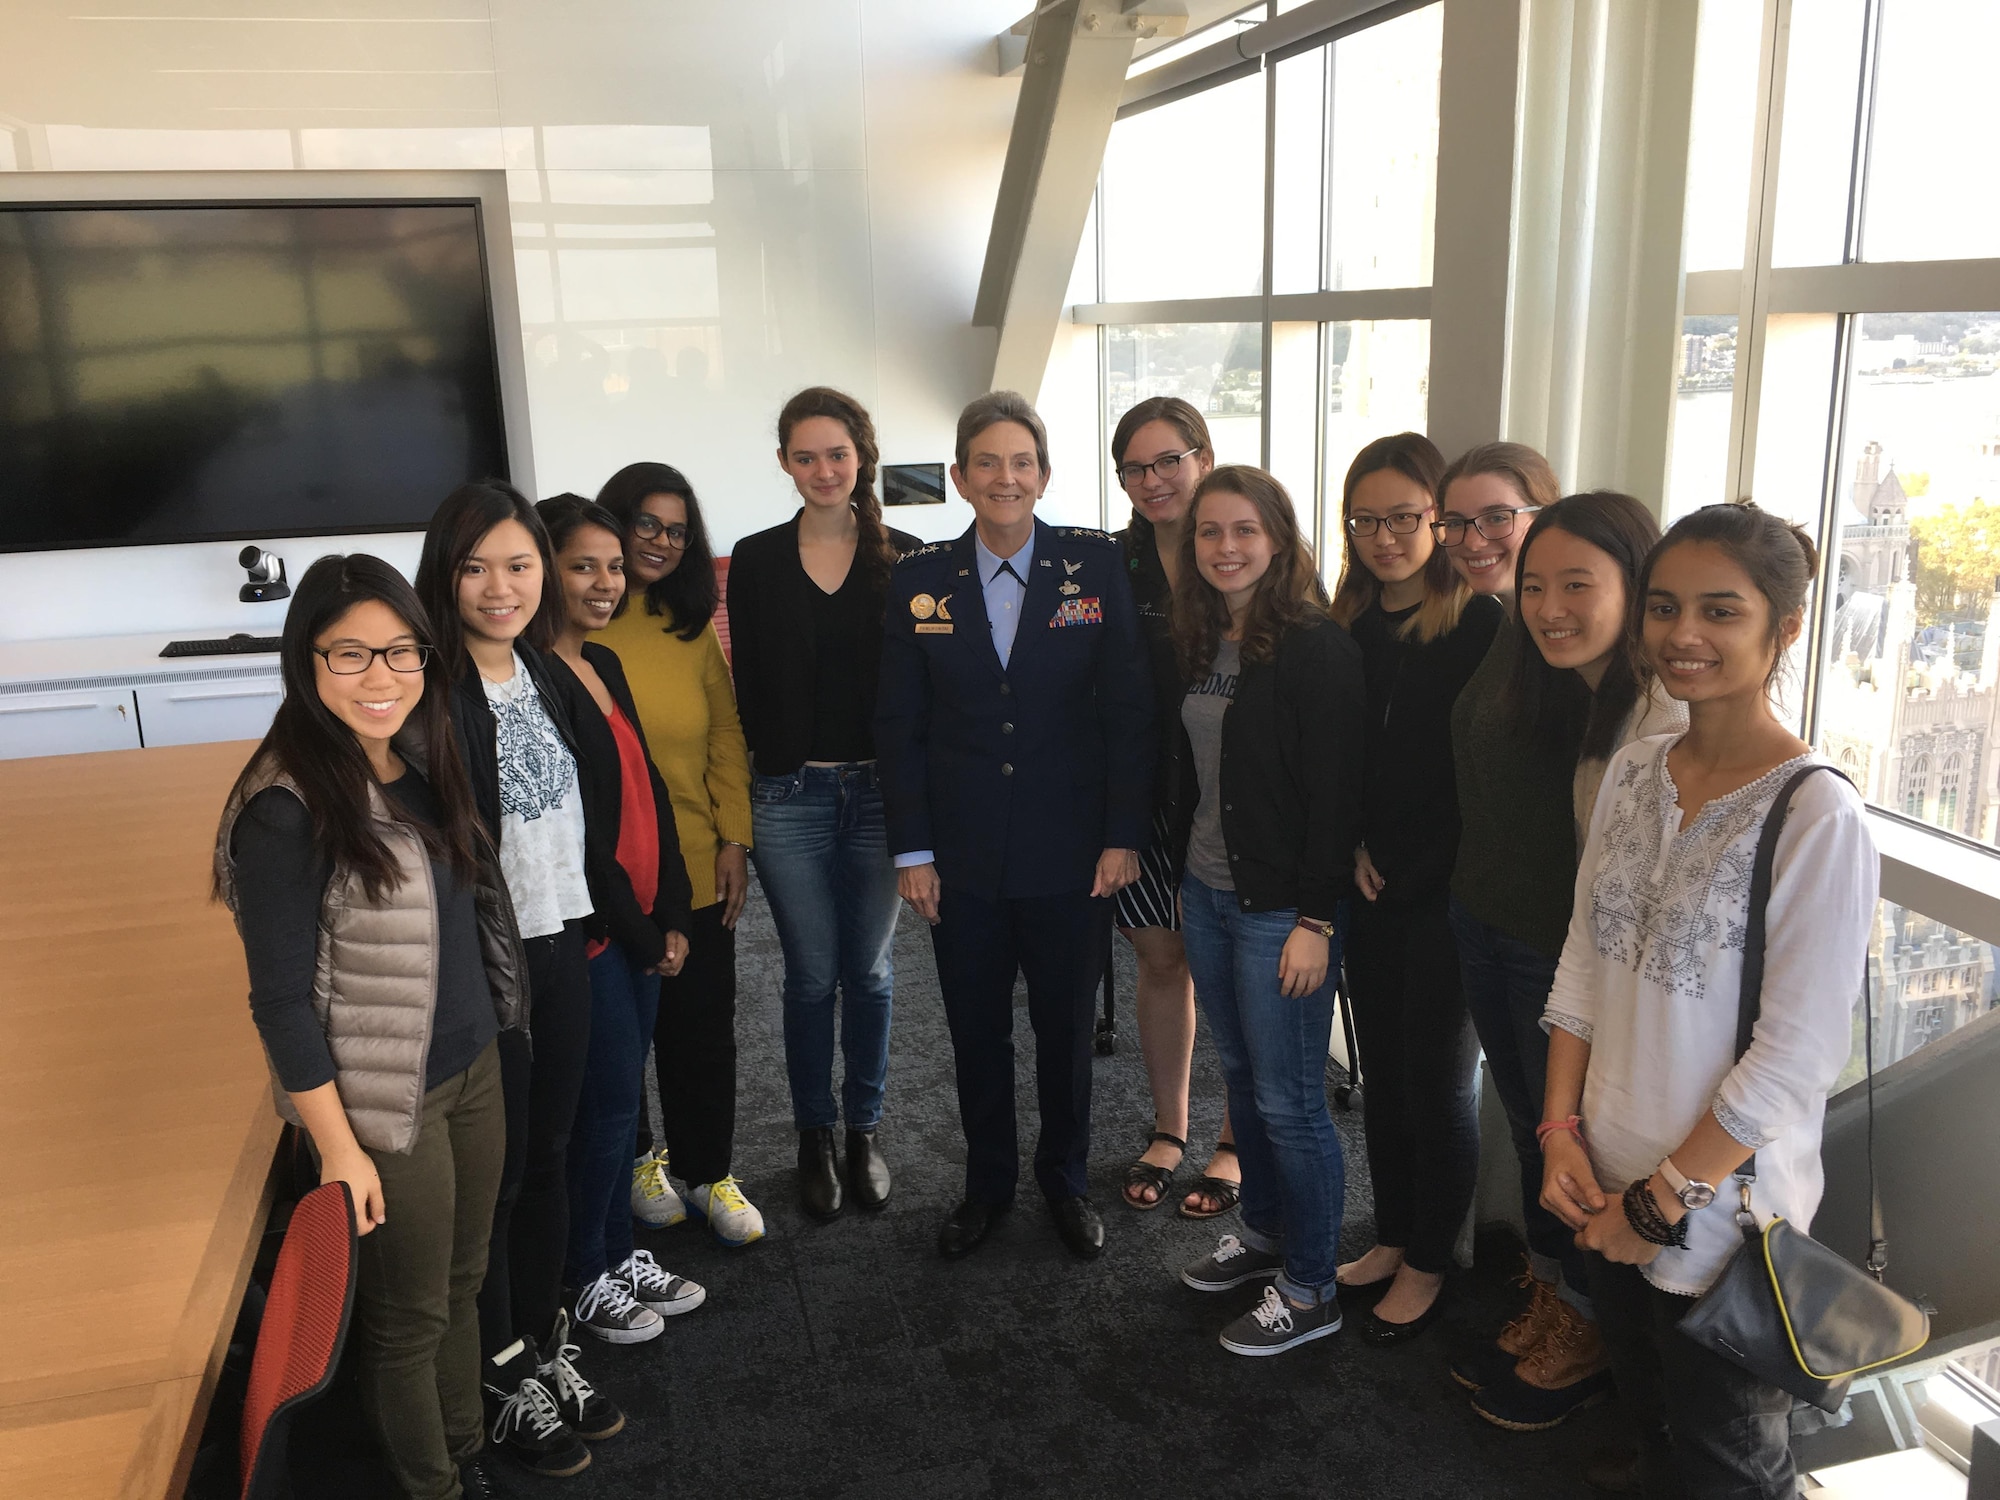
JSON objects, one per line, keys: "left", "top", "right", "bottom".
{"left": 162, "top": 687, "right": 282, "bottom": 703}
{"left": 0, "top": 700, "right": 102, "bottom": 716}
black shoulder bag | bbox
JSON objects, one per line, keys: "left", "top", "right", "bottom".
{"left": 1677, "top": 765, "right": 1929, "bottom": 1412}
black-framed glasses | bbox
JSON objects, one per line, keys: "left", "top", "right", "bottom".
{"left": 1117, "top": 447, "right": 1200, "bottom": 488}
{"left": 630, "top": 514, "right": 691, "bottom": 549}
{"left": 1344, "top": 509, "right": 1432, "bottom": 538}
{"left": 316, "top": 644, "right": 431, "bottom": 675}
{"left": 1432, "top": 506, "right": 1541, "bottom": 546}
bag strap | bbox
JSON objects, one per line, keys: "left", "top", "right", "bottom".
{"left": 1730, "top": 763, "right": 1887, "bottom": 1278}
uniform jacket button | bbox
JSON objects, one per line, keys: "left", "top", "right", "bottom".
{"left": 1000, "top": 683, "right": 1012, "bottom": 695}
{"left": 1001, "top": 722, "right": 1014, "bottom": 734}
{"left": 1000, "top": 762, "right": 1014, "bottom": 776}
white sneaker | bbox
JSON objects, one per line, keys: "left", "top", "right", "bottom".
{"left": 617, "top": 1249, "right": 707, "bottom": 1316}
{"left": 684, "top": 1176, "right": 765, "bottom": 1247}
{"left": 631, "top": 1149, "right": 686, "bottom": 1228}
{"left": 574, "top": 1270, "right": 664, "bottom": 1344}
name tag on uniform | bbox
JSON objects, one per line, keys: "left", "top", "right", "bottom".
{"left": 1048, "top": 597, "right": 1102, "bottom": 628}
{"left": 916, "top": 622, "right": 954, "bottom": 633}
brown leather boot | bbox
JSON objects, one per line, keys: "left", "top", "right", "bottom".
{"left": 1470, "top": 1294, "right": 1615, "bottom": 1430}
{"left": 1449, "top": 1268, "right": 1556, "bottom": 1390}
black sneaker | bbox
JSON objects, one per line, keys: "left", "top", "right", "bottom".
{"left": 1219, "top": 1285, "right": 1343, "bottom": 1356}
{"left": 483, "top": 1340, "right": 591, "bottom": 1477}
{"left": 538, "top": 1311, "right": 626, "bottom": 1442}
{"left": 458, "top": 1452, "right": 512, "bottom": 1499}
{"left": 1180, "top": 1233, "right": 1284, "bottom": 1292}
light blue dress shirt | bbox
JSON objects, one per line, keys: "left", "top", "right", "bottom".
{"left": 974, "top": 529, "right": 1035, "bottom": 670}
{"left": 893, "top": 528, "right": 1037, "bottom": 871}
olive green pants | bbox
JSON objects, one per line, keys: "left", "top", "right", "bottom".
{"left": 354, "top": 1041, "right": 505, "bottom": 1500}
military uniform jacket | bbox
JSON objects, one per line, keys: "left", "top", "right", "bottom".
{"left": 875, "top": 518, "right": 1155, "bottom": 901}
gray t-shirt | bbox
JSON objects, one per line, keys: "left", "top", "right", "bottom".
{"left": 1182, "top": 637, "right": 1241, "bottom": 891}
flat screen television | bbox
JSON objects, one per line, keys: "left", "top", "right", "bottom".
{"left": 0, "top": 199, "right": 509, "bottom": 552}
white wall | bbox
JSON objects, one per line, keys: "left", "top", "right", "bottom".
{"left": 0, "top": 0, "right": 1021, "bottom": 645}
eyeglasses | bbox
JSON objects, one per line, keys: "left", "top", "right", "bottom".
{"left": 1344, "top": 509, "right": 1432, "bottom": 538}
{"left": 1117, "top": 447, "right": 1201, "bottom": 488}
{"left": 630, "top": 514, "right": 691, "bottom": 549}
{"left": 1432, "top": 506, "right": 1541, "bottom": 546}
{"left": 316, "top": 644, "right": 431, "bottom": 675}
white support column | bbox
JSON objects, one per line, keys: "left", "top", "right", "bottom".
{"left": 1501, "top": 0, "right": 1700, "bottom": 506}
{"left": 975, "top": 2, "right": 1186, "bottom": 400}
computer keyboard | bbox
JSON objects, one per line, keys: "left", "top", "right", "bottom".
{"left": 159, "top": 635, "right": 283, "bottom": 659}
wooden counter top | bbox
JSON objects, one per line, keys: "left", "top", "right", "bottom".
{"left": 0, "top": 740, "right": 282, "bottom": 1500}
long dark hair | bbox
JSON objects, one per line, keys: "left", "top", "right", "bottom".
{"left": 596, "top": 461, "right": 717, "bottom": 641}
{"left": 1506, "top": 491, "right": 1662, "bottom": 760}
{"left": 1172, "top": 465, "right": 1330, "bottom": 679}
{"left": 1640, "top": 500, "right": 1820, "bottom": 696}
{"left": 414, "top": 479, "right": 561, "bottom": 667}
{"left": 1327, "top": 432, "right": 1468, "bottom": 643}
{"left": 778, "top": 387, "right": 895, "bottom": 594}
{"left": 220, "top": 554, "right": 481, "bottom": 901}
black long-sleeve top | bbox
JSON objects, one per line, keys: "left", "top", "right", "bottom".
{"left": 725, "top": 515, "right": 922, "bottom": 777}
{"left": 1350, "top": 594, "right": 1504, "bottom": 904}
{"left": 544, "top": 641, "right": 696, "bottom": 967}
{"left": 232, "top": 771, "right": 496, "bottom": 1095}
{"left": 1117, "top": 512, "right": 1184, "bottom": 834}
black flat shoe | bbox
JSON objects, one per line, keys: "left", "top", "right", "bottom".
{"left": 1358, "top": 1289, "right": 1448, "bottom": 1347}
{"left": 938, "top": 1198, "right": 1009, "bottom": 1258}
{"left": 1334, "top": 1273, "right": 1395, "bottom": 1306}
{"left": 1050, "top": 1195, "right": 1105, "bottom": 1260}
{"left": 798, "top": 1127, "right": 843, "bottom": 1221}
{"left": 846, "top": 1127, "right": 891, "bottom": 1210}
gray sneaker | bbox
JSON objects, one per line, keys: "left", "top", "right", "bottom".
{"left": 1181, "top": 1233, "right": 1285, "bottom": 1292}
{"left": 1219, "top": 1285, "right": 1343, "bottom": 1356}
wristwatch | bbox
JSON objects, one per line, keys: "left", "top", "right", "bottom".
{"left": 1657, "top": 1156, "right": 1717, "bottom": 1211}
{"left": 1294, "top": 915, "right": 1336, "bottom": 938}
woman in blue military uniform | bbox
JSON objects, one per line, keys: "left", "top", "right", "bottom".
{"left": 875, "top": 390, "right": 1155, "bottom": 1261}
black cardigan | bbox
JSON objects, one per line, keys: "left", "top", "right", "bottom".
{"left": 726, "top": 514, "right": 922, "bottom": 777}
{"left": 443, "top": 642, "right": 689, "bottom": 965}
{"left": 1351, "top": 594, "right": 1503, "bottom": 904}
{"left": 1161, "top": 617, "right": 1367, "bottom": 919}
{"left": 1117, "top": 511, "right": 1183, "bottom": 824}
{"left": 547, "top": 643, "right": 696, "bottom": 965}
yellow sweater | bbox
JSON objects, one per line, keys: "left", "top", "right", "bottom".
{"left": 596, "top": 609, "right": 753, "bottom": 911}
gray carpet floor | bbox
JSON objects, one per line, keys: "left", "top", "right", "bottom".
{"left": 285, "top": 874, "right": 1625, "bottom": 1498}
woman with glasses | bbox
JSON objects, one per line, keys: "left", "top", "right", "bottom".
{"left": 594, "top": 462, "right": 764, "bottom": 1250}
{"left": 1109, "top": 397, "right": 1241, "bottom": 1219}
{"left": 725, "top": 388, "right": 919, "bottom": 1221}
{"left": 1432, "top": 444, "right": 1610, "bottom": 1431}
{"left": 1325, "top": 434, "right": 1501, "bottom": 1346}
{"left": 415, "top": 482, "right": 612, "bottom": 1478}
{"left": 217, "top": 555, "right": 516, "bottom": 1500}
{"left": 535, "top": 493, "right": 708, "bottom": 1347}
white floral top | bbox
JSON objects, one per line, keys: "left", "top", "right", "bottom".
{"left": 1543, "top": 735, "right": 1876, "bottom": 1295}
{"left": 483, "top": 653, "right": 591, "bottom": 940}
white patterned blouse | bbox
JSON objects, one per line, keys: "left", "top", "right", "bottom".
{"left": 482, "top": 651, "right": 592, "bottom": 941}
{"left": 1542, "top": 734, "right": 1877, "bottom": 1295}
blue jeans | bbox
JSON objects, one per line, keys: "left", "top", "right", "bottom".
{"left": 1180, "top": 875, "right": 1346, "bottom": 1305}
{"left": 564, "top": 940, "right": 659, "bottom": 1286}
{"left": 750, "top": 763, "right": 899, "bottom": 1132}
{"left": 1448, "top": 897, "right": 1593, "bottom": 1313}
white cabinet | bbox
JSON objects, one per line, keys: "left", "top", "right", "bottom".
{"left": 0, "top": 687, "right": 143, "bottom": 760}
{"left": 135, "top": 677, "right": 282, "bottom": 748}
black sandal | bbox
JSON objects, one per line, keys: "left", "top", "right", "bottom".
{"left": 1179, "top": 1142, "right": 1242, "bottom": 1220}
{"left": 1122, "top": 1131, "right": 1186, "bottom": 1211}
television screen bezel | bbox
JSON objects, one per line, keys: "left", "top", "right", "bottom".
{"left": 0, "top": 194, "right": 512, "bottom": 554}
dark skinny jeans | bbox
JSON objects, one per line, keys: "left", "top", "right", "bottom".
{"left": 634, "top": 901, "right": 738, "bottom": 1185}
{"left": 1344, "top": 893, "right": 1481, "bottom": 1273}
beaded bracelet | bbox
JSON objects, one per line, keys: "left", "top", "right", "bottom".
{"left": 1622, "top": 1179, "right": 1689, "bottom": 1249}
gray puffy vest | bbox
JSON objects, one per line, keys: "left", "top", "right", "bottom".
{"left": 215, "top": 755, "right": 527, "bottom": 1153}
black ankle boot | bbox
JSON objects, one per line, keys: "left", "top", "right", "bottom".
{"left": 798, "top": 1127, "right": 843, "bottom": 1220}
{"left": 846, "top": 1127, "right": 892, "bottom": 1210}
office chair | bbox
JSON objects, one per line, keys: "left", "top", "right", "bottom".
{"left": 240, "top": 1179, "right": 359, "bottom": 1500}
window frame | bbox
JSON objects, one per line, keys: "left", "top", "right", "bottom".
{"left": 1696, "top": 0, "right": 2000, "bottom": 941}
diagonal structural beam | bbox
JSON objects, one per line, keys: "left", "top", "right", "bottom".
{"left": 975, "top": 1, "right": 1186, "bottom": 399}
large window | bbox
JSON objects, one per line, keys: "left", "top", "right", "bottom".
{"left": 1675, "top": 1, "right": 2000, "bottom": 886}
{"left": 1074, "top": 2, "right": 1441, "bottom": 569}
